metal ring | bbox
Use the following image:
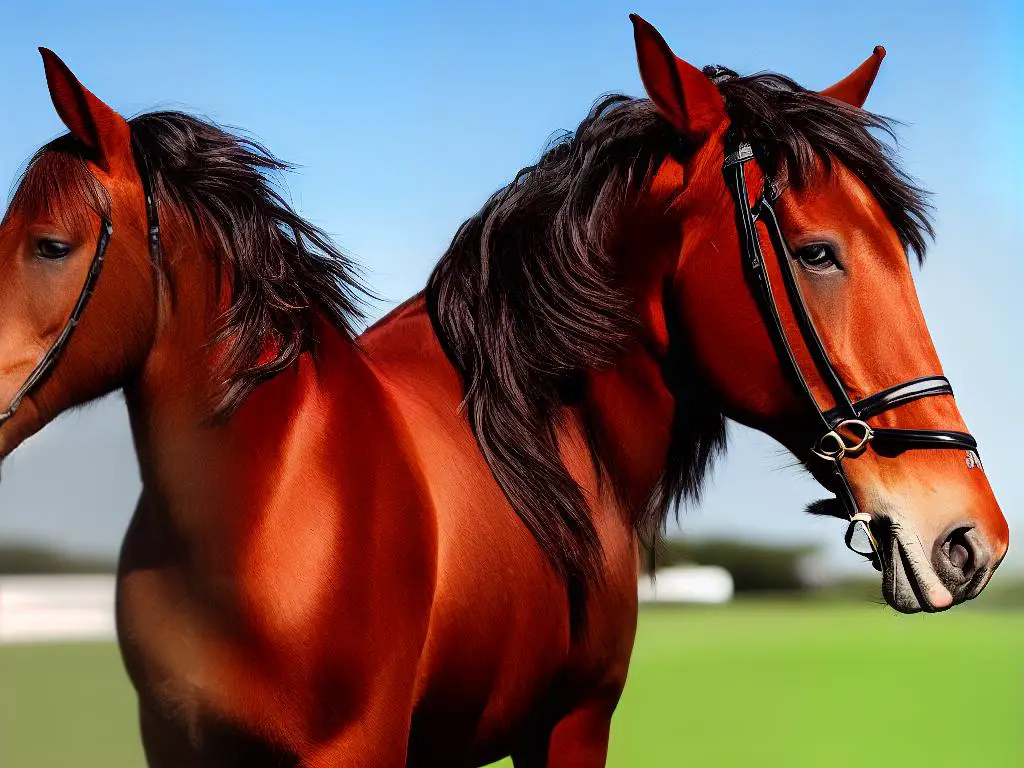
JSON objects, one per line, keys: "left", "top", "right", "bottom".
{"left": 812, "top": 430, "right": 847, "bottom": 461}
{"left": 836, "top": 419, "right": 873, "bottom": 454}
{"left": 845, "top": 513, "right": 882, "bottom": 569}
{"left": 812, "top": 419, "right": 874, "bottom": 462}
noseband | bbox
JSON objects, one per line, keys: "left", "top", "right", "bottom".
{"left": 722, "top": 134, "right": 979, "bottom": 568}
{"left": 0, "top": 150, "right": 161, "bottom": 428}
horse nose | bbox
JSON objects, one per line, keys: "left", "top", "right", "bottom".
{"left": 933, "top": 525, "right": 990, "bottom": 595}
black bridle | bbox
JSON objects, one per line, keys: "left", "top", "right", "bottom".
{"left": 722, "top": 133, "right": 979, "bottom": 567}
{"left": 0, "top": 152, "right": 161, "bottom": 429}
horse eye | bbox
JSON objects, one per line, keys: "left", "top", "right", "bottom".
{"left": 36, "top": 239, "right": 73, "bottom": 261}
{"left": 794, "top": 243, "right": 839, "bottom": 271}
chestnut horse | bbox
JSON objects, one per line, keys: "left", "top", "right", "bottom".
{"left": 0, "top": 15, "right": 1009, "bottom": 767}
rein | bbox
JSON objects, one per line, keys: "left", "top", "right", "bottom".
{"left": 721, "top": 132, "right": 979, "bottom": 568}
{"left": 0, "top": 149, "right": 161, "bottom": 428}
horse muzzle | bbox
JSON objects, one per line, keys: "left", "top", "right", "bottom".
{"left": 880, "top": 519, "right": 997, "bottom": 613}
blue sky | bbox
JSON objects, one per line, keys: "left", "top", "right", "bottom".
{"left": 0, "top": 1, "right": 1020, "bottom": 575}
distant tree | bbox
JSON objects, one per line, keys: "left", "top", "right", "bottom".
{"left": 649, "top": 537, "right": 819, "bottom": 593}
{"left": 0, "top": 542, "right": 116, "bottom": 575}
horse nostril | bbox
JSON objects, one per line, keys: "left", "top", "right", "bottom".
{"left": 937, "top": 527, "right": 988, "bottom": 587}
{"left": 948, "top": 539, "right": 969, "bottom": 569}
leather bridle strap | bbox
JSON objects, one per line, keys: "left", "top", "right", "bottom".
{"left": 0, "top": 150, "right": 161, "bottom": 429}
{"left": 823, "top": 374, "right": 977, "bottom": 454}
{"left": 723, "top": 140, "right": 831, "bottom": 432}
{"left": 721, "top": 131, "right": 979, "bottom": 562}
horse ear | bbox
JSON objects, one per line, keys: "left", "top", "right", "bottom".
{"left": 819, "top": 46, "right": 886, "bottom": 108}
{"left": 630, "top": 14, "right": 725, "bottom": 140}
{"left": 38, "top": 48, "right": 131, "bottom": 174}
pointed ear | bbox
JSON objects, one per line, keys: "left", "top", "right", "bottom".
{"left": 39, "top": 47, "right": 131, "bottom": 174}
{"left": 820, "top": 46, "right": 886, "bottom": 108}
{"left": 630, "top": 14, "right": 725, "bottom": 140}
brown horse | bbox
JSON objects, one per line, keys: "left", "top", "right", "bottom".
{"left": 0, "top": 15, "right": 1008, "bottom": 767}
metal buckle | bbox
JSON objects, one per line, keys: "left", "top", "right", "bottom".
{"left": 812, "top": 419, "right": 873, "bottom": 462}
{"left": 723, "top": 142, "right": 755, "bottom": 168}
{"left": 845, "top": 512, "right": 883, "bottom": 571}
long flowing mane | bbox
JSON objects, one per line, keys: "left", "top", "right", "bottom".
{"left": 130, "top": 113, "right": 367, "bottom": 415}
{"left": 426, "top": 73, "right": 933, "bottom": 587}
{"left": 8, "top": 112, "right": 367, "bottom": 417}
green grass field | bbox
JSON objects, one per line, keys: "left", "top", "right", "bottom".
{"left": 2, "top": 601, "right": 1021, "bottom": 767}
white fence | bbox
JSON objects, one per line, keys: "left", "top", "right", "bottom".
{"left": 0, "top": 575, "right": 116, "bottom": 644}
{"left": 637, "top": 565, "right": 734, "bottom": 605}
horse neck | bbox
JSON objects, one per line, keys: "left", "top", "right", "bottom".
{"left": 121, "top": 228, "right": 359, "bottom": 539}
{"left": 581, "top": 162, "right": 692, "bottom": 519}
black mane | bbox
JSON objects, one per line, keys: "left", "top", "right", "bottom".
{"left": 129, "top": 112, "right": 367, "bottom": 416}
{"left": 711, "top": 67, "right": 933, "bottom": 259}
{"left": 426, "top": 75, "right": 933, "bottom": 587}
